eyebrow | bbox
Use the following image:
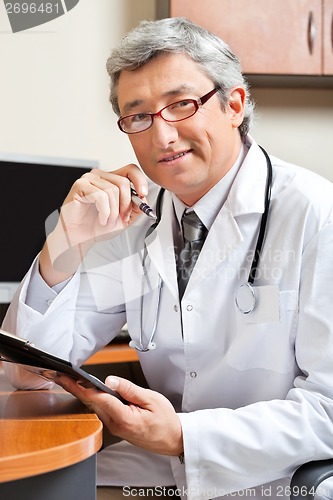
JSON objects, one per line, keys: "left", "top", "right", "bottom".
{"left": 121, "top": 84, "right": 200, "bottom": 115}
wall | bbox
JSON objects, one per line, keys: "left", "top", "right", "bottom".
{"left": 0, "top": 0, "right": 332, "bottom": 181}
{"left": 251, "top": 88, "right": 333, "bottom": 181}
{"left": 0, "top": 0, "right": 156, "bottom": 169}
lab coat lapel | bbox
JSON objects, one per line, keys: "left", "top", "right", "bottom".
{"left": 184, "top": 141, "right": 268, "bottom": 296}
{"left": 228, "top": 140, "right": 268, "bottom": 217}
{"left": 145, "top": 191, "right": 179, "bottom": 299}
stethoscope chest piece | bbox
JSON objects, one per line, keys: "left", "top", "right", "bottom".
{"left": 235, "top": 283, "right": 256, "bottom": 314}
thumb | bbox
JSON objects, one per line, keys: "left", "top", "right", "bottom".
{"left": 105, "top": 376, "right": 152, "bottom": 406}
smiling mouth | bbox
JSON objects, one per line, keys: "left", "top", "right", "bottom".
{"left": 160, "top": 150, "right": 191, "bottom": 162}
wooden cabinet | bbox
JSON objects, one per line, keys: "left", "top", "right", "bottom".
{"left": 157, "top": 0, "right": 333, "bottom": 76}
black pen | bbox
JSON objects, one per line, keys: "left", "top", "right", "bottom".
{"left": 131, "top": 188, "right": 157, "bottom": 219}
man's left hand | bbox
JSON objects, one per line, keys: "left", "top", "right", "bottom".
{"left": 56, "top": 375, "right": 184, "bottom": 456}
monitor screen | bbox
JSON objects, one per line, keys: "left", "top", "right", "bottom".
{"left": 0, "top": 153, "right": 96, "bottom": 302}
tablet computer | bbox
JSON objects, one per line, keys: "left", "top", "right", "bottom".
{"left": 0, "top": 328, "right": 120, "bottom": 397}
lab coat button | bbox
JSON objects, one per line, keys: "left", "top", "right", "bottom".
{"left": 186, "top": 304, "right": 193, "bottom": 311}
{"left": 46, "top": 299, "right": 53, "bottom": 306}
{"left": 173, "top": 305, "right": 178, "bottom": 312}
{"left": 190, "top": 371, "right": 197, "bottom": 378}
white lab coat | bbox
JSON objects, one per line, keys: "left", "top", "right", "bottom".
{"left": 3, "top": 139, "right": 333, "bottom": 500}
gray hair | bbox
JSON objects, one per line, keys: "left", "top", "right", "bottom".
{"left": 106, "top": 17, "right": 255, "bottom": 139}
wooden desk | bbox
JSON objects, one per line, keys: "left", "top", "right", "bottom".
{"left": 0, "top": 368, "right": 103, "bottom": 500}
{"left": 85, "top": 342, "right": 139, "bottom": 365}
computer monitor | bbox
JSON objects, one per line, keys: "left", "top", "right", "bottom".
{"left": 0, "top": 153, "right": 97, "bottom": 302}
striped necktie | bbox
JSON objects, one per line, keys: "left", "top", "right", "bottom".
{"left": 177, "top": 210, "right": 207, "bottom": 299}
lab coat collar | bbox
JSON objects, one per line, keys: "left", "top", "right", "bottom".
{"left": 228, "top": 137, "right": 268, "bottom": 217}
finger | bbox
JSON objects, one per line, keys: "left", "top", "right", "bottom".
{"left": 54, "top": 374, "right": 89, "bottom": 394}
{"left": 81, "top": 174, "right": 122, "bottom": 225}
{"left": 56, "top": 374, "right": 115, "bottom": 406}
{"left": 79, "top": 165, "right": 149, "bottom": 222}
{"left": 112, "top": 164, "right": 149, "bottom": 199}
{"left": 90, "top": 166, "right": 149, "bottom": 220}
{"left": 66, "top": 176, "right": 112, "bottom": 226}
{"left": 105, "top": 376, "right": 154, "bottom": 408}
{"left": 85, "top": 170, "right": 133, "bottom": 222}
{"left": 77, "top": 191, "right": 112, "bottom": 226}
{"left": 56, "top": 375, "right": 128, "bottom": 423}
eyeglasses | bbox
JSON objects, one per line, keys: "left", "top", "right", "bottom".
{"left": 117, "top": 87, "right": 220, "bottom": 134}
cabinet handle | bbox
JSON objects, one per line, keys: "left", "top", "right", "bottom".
{"left": 331, "top": 11, "right": 333, "bottom": 53}
{"left": 307, "top": 11, "right": 316, "bottom": 54}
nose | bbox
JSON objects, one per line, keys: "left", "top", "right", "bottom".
{"left": 151, "top": 116, "right": 178, "bottom": 149}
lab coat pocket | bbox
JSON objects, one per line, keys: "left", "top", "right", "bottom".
{"left": 228, "top": 288, "right": 299, "bottom": 373}
{"left": 240, "top": 285, "right": 280, "bottom": 324}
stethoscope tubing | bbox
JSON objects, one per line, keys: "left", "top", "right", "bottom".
{"left": 248, "top": 146, "right": 273, "bottom": 284}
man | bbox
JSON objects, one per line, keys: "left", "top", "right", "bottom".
{"left": 3, "top": 17, "right": 333, "bottom": 500}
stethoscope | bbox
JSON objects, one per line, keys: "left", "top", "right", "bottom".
{"left": 129, "top": 146, "right": 273, "bottom": 351}
{"left": 128, "top": 188, "right": 165, "bottom": 352}
{"left": 234, "top": 146, "right": 272, "bottom": 314}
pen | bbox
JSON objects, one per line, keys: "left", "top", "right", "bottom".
{"left": 131, "top": 188, "right": 157, "bottom": 219}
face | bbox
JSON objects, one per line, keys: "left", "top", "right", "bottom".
{"left": 117, "top": 53, "right": 245, "bottom": 206}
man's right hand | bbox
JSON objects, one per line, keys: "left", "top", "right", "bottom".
{"left": 39, "top": 163, "right": 149, "bottom": 286}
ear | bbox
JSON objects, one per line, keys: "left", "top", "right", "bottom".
{"left": 227, "top": 86, "right": 246, "bottom": 129}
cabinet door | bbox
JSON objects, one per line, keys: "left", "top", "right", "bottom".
{"left": 323, "top": 0, "right": 333, "bottom": 74}
{"left": 167, "top": 0, "right": 322, "bottom": 75}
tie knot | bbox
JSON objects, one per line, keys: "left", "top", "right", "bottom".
{"left": 181, "top": 210, "right": 207, "bottom": 243}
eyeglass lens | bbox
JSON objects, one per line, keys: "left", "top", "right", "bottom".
{"left": 119, "top": 99, "right": 197, "bottom": 134}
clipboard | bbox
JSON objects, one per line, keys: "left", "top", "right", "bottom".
{"left": 0, "top": 328, "right": 121, "bottom": 398}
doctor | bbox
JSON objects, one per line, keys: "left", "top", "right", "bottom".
{"left": 3, "top": 17, "right": 333, "bottom": 500}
